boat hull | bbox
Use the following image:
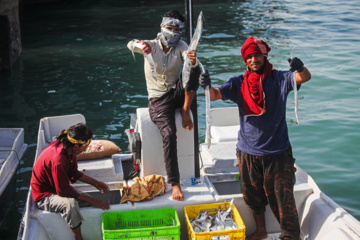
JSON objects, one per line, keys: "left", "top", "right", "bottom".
{"left": 0, "top": 170, "right": 17, "bottom": 226}
{"left": 0, "top": 128, "right": 27, "bottom": 226}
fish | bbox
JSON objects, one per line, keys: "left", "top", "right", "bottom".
{"left": 293, "top": 73, "right": 299, "bottom": 124}
{"left": 198, "top": 211, "right": 209, "bottom": 222}
{"left": 215, "top": 210, "right": 225, "bottom": 231}
{"left": 205, "top": 215, "right": 214, "bottom": 231}
{"left": 193, "top": 225, "right": 203, "bottom": 233}
{"left": 190, "top": 200, "right": 238, "bottom": 234}
{"left": 131, "top": 42, "right": 157, "bottom": 81}
{"left": 192, "top": 219, "right": 208, "bottom": 232}
{"left": 224, "top": 219, "right": 238, "bottom": 230}
{"left": 197, "top": 59, "right": 211, "bottom": 148}
{"left": 182, "top": 11, "right": 203, "bottom": 89}
{"left": 290, "top": 47, "right": 299, "bottom": 124}
{"left": 220, "top": 198, "right": 234, "bottom": 221}
{"left": 205, "top": 87, "right": 211, "bottom": 148}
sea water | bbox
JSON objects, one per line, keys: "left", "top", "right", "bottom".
{"left": 1, "top": 0, "right": 359, "bottom": 238}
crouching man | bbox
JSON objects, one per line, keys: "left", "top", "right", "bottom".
{"left": 30, "top": 123, "right": 111, "bottom": 240}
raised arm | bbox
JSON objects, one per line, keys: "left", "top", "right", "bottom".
{"left": 208, "top": 87, "right": 222, "bottom": 100}
{"left": 295, "top": 67, "right": 311, "bottom": 84}
{"left": 199, "top": 70, "right": 223, "bottom": 100}
{"left": 288, "top": 57, "right": 311, "bottom": 84}
{"left": 127, "top": 40, "right": 152, "bottom": 54}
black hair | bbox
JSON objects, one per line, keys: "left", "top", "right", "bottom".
{"left": 163, "top": 9, "right": 185, "bottom": 22}
{"left": 57, "top": 123, "right": 93, "bottom": 149}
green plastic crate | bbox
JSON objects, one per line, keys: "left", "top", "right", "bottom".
{"left": 102, "top": 208, "right": 180, "bottom": 240}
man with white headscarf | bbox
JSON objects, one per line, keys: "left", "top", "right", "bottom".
{"left": 127, "top": 9, "right": 200, "bottom": 201}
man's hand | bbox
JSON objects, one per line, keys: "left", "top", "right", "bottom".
{"left": 94, "top": 181, "right": 110, "bottom": 193}
{"left": 288, "top": 57, "right": 312, "bottom": 84}
{"left": 78, "top": 194, "right": 111, "bottom": 210}
{"left": 199, "top": 70, "right": 211, "bottom": 89}
{"left": 187, "top": 50, "right": 197, "bottom": 65}
{"left": 288, "top": 57, "right": 304, "bottom": 72}
{"left": 89, "top": 197, "right": 111, "bottom": 210}
{"left": 78, "top": 174, "right": 110, "bottom": 193}
{"left": 139, "top": 41, "right": 152, "bottom": 55}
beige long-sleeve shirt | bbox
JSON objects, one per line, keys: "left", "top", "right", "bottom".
{"left": 127, "top": 38, "right": 188, "bottom": 99}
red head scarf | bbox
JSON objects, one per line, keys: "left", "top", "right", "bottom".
{"left": 240, "top": 37, "right": 274, "bottom": 116}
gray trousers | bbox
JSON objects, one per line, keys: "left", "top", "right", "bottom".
{"left": 36, "top": 194, "right": 85, "bottom": 229}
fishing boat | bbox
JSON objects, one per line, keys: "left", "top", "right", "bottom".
{"left": 0, "top": 128, "right": 27, "bottom": 225}
{"left": 17, "top": 108, "right": 360, "bottom": 240}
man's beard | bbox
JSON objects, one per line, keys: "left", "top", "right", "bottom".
{"left": 249, "top": 63, "right": 265, "bottom": 74}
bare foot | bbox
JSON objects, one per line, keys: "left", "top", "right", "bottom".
{"left": 246, "top": 231, "right": 268, "bottom": 240}
{"left": 180, "top": 108, "right": 194, "bottom": 131}
{"left": 171, "top": 183, "right": 184, "bottom": 201}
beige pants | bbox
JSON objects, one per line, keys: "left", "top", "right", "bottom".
{"left": 36, "top": 194, "right": 84, "bottom": 229}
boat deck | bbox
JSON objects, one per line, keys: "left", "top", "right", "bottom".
{"left": 30, "top": 150, "right": 315, "bottom": 240}
{"left": 18, "top": 112, "right": 360, "bottom": 240}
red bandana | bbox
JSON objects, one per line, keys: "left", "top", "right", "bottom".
{"left": 240, "top": 37, "right": 274, "bottom": 116}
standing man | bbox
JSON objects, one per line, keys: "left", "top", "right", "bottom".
{"left": 127, "top": 9, "right": 200, "bottom": 201}
{"left": 200, "top": 36, "right": 311, "bottom": 240}
{"left": 30, "top": 123, "right": 111, "bottom": 240}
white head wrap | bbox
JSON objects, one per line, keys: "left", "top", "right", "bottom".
{"left": 159, "top": 17, "right": 184, "bottom": 47}
{"left": 160, "top": 17, "right": 185, "bottom": 29}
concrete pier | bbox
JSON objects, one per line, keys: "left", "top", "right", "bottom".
{"left": 0, "top": 0, "right": 21, "bottom": 72}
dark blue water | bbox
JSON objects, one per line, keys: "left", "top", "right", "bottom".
{"left": 1, "top": 0, "right": 359, "bottom": 239}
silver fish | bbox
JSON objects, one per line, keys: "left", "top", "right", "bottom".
{"left": 197, "top": 59, "right": 212, "bottom": 149}
{"left": 192, "top": 220, "right": 207, "bottom": 232}
{"left": 198, "top": 211, "right": 209, "bottom": 222}
{"left": 224, "top": 219, "right": 238, "bottom": 230}
{"left": 205, "top": 86, "right": 211, "bottom": 148}
{"left": 215, "top": 211, "right": 225, "bottom": 231}
{"left": 193, "top": 225, "right": 203, "bottom": 233}
{"left": 190, "top": 200, "right": 238, "bottom": 234}
{"left": 291, "top": 48, "right": 299, "bottom": 124}
{"left": 131, "top": 42, "right": 157, "bottom": 81}
{"left": 293, "top": 73, "right": 299, "bottom": 124}
{"left": 221, "top": 198, "right": 234, "bottom": 221}
{"left": 182, "top": 11, "right": 203, "bottom": 89}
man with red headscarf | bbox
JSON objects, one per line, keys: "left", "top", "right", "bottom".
{"left": 200, "top": 36, "right": 311, "bottom": 240}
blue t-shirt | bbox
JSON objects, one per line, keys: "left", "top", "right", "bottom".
{"left": 219, "top": 70, "right": 298, "bottom": 156}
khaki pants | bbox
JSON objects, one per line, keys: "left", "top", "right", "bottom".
{"left": 36, "top": 194, "right": 84, "bottom": 229}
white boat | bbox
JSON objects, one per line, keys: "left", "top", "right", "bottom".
{"left": 0, "top": 128, "right": 27, "bottom": 225}
{"left": 17, "top": 108, "right": 360, "bottom": 240}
